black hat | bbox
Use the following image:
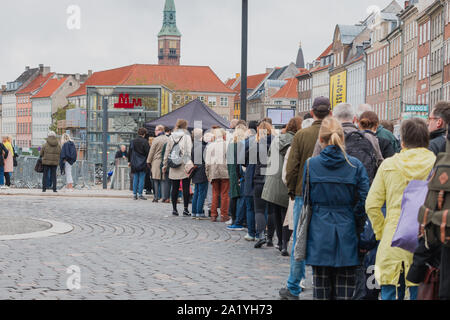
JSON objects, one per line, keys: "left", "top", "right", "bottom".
{"left": 312, "top": 96, "right": 331, "bottom": 111}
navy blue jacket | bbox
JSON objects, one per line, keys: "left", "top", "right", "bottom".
{"left": 304, "top": 145, "right": 370, "bottom": 267}
{"left": 60, "top": 141, "right": 77, "bottom": 168}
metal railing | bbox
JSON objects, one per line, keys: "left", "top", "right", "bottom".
{"left": 11, "top": 156, "right": 97, "bottom": 189}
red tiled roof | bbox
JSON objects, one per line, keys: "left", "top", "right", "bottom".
{"left": 295, "top": 68, "right": 310, "bottom": 77}
{"left": 233, "top": 73, "right": 269, "bottom": 92}
{"left": 68, "top": 64, "right": 234, "bottom": 97}
{"left": 32, "top": 77, "right": 68, "bottom": 99}
{"left": 271, "top": 78, "right": 298, "bottom": 99}
{"left": 17, "top": 73, "right": 54, "bottom": 95}
{"left": 317, "top": 44, "right": 333, "bottom": 60}
{"left": 310, "top": 64, "right": 331, "bottom": 73}
{"left": 225, "top": 78, "right": 237, "bottom": 88}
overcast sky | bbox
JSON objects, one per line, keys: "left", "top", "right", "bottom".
{"left": 0, "top": 0, "right": 397, "bottom": 86}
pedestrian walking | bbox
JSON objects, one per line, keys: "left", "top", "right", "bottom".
{"left": 163, "top": 119, "right": 192, "bottom": 216}
{"left": 40, "top": 131, "right": 61, "bottom": 193}
{"left": 262, "top": 116, "right": 303, "bottom": 255}
{"left": 278, "top": 96, "right": 331, "bottom": 300}
{"left": 300, "top": 117, "right": 370, "bottom": 300}
{"left": 191, "top": 128, "right": 209, "bottom": 220}
{"left": 147, "top": 125, "right": 169, "bottom": 203}
{"left": 128, "top": 127, "right": 151, "bottom": 200}
{"left": 366, "top": 118, "right": 436, "bottom": 300}
{"left": 59, "top": 133, "right": 77, "bottom": 191}
{"left": 0, "top": 140, "right": 9, "bottom": 189}
{"left": 206, "top": 128, "right": 230, "bottom": 222}
{"left": 2, "top": 136, "right": 14, "bottom": 187}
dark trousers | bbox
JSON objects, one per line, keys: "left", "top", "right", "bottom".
{"left": 4, "top": 172, "right": 11, "bottom": 186}
{"left": 441, "top": 246, "right": 450, "bottom": 300}
{"left": 312, "top": 266, "right": 357, "bottom": 300}
{"left": 43, "top": 165, "right": 57, "bottom": 192}
{"left": 253, "top": 182, "right": 269, "bottom": 238}
{"left": 144, "top": 170, "right": 152, "bottom": 194}
{"left": 230, "top": 197, "right": 239, "bottom": 223}
{"left": 171, "top": 178, "right": 190, "bottom": 212}
{"left": 268, "top": 203, "right": 291, "bottom": 250}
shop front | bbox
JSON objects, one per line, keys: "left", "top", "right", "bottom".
{"left": 86, "top": 86, "right": 172, "bottom": 164}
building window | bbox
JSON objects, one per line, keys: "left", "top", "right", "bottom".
{"left": 220, "top": 97, "right": 228, "bottom": 107}
{"left": 208, "top": 96, "right": 217, "bottom": 107}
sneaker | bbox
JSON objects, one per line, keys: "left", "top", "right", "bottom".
{"left": 300, "top": 279, "right": 306, "bottom": 290}
{"left": 281, "top": 249, "right": 290, "bottom": 257}
{"left": 183, "top": 209, "right": 191, "bottom": 217}
{"left": 227, "top": 225, "right": 245, "bottom": 231}
{"left": 279, "top": 287, "right": 299, "bottom": 300}
{"left": 172, "top": 210, "right": 179, "bottom": 216}
{"left": 133, "top": 195, "right": 138, "bottom": 200}
{"left": 254, "top": 238, "right": 266, "bottom": 248}
{"left": 224, "top": 218, "right": 232, "bottom": 224}
{"left": 266, "top": 239, "right": 274, "bottom": 247}
{"left": 244, "top": 234, "right": 255, "bottom": 241}
{"left": 0, "top": 185, "right": 8, "bottom": 189}
{"left": 197, "top": 214, "right": 209, "bottom": 220}
{"left": 139, "top": 196, "right": 148, "bottom": 200}
{"left": 191, "top": 214, "right": 198, "bottom": 220}
{"left": 210, "top": 217, "right": 217, "bottom": 222}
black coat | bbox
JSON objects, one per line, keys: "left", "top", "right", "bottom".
{"left": 366, "top": 130, "right": 395, "bottom": 159}
{"left": 429, "top": 128, "right": 446, "bottom": 156}
{"left": 0, "top": 143, "right": 9, "bottom": 167}
{"left": 191, "top": 141, "right": 208, "bottom": 184}
{"left": 128, "top": 136, "right": 150, "bottom": 173}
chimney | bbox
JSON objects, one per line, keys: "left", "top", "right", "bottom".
{"left": 235, "top": 73, "right": 240, "bottom": 79}
{"left": 75, "top": 73, "right": 80, "bottom": 81}
{"left": 41, "top": 66, "right": 50, "bottom": 77}
{"left": 404, "top": 1, "right": 410, "bottom": 8}
{"left": 1, "top": 85, "right": 6, "bottom": 91}
{"left": 39, "top": 64, "right": 44, "bottom": 73}
{"left": 266, "top": 67, "right": 274, "bottom": 74}
{"left": 25, "top": 66, "right": 30, "bottom": 71}
{"left": 88, "top": 70, "right": 93, "bottom": 77}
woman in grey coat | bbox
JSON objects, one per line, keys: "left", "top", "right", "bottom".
{"left": 262, "top": 117, "right": 303, "bottom": 255}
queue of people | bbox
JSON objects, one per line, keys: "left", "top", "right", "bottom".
{"left": 123, "top": 98, "right": 450, "bottom": 301}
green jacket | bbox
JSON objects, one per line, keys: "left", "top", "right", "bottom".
{"left": 40, "top": 136, "right": 61, "bottom": 166}
{"left": 261, "top": 131, "right": 295, "bottom": 208}
{"left": 376, "top": 125, "right": 401, "bottom": 153}
{"left": 286, "top": 120, "right": 322, "bottom": 196}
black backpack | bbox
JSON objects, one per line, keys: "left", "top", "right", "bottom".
{"left": 345, "top": 131, "right": 378, "bottom": 183}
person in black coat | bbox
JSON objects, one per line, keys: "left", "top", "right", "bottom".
{"left": 128, "top": 128, "right": 150, "bottom": 200}
{"left": 427, "top": 102, "right": 450, "bottom": 155}
{"left": 191, "top": 128, "right": 209, "bottom": 219}
{"left": 0, "top": 142, "right": 9, "bottom": 187}
{"left": 115, "top": 145, "right": 128, "bottom": 161}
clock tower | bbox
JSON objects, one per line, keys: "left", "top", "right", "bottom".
{"left": 158, "top": 0, "right": 181, "bottom": 65}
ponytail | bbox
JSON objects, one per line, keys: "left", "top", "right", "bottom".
{"left": 319, "top": 117, "right": 355, "bottom": 167}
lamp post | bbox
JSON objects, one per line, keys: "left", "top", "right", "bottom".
{"left": 240, "top": 0, "right": 248, "bottom": 121}
{"left": 97, "top": 87, "right": 115, "bottom": 190}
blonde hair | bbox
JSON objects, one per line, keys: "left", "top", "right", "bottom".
{"left": 233, "top": 124, "right": 247, "bottom": 143}
{"left": 213, "top": 128, "right": 226, "bottom": 141}
{"left": 256, "top": 122, "right": 273, "bottom": 142}
{"left": 61, "top": 133, "right": 73, "bottom": 145}
{"left": 319, "top": 117, "right": 354, "bottom": 167}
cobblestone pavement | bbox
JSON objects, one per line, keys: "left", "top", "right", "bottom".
{"left": 0, "top": 195, "right": 313, "bottom": 300}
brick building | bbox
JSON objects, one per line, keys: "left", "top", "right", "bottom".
{"left": 387, "top": 26, "right": 403, "bottom": 121}
{"left": 297, "top": 69, "right": 312, "bottom": 116}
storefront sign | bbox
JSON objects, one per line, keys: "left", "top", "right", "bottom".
{"left": 404, "top": 105, "right": 429, "bottom": 113}
{"left": 329, "top": 71, "right": 347, "bottom": 109}
{"left": 114, "top": 94, "right": 143, "bottom": 109}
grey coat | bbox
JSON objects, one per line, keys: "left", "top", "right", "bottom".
{"left": 261, "top": 132, "right": 295, "bottom": 208}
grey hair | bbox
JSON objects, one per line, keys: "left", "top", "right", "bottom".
{"left": 48, "top": 131, "right": 57, "bottom": 137}
{"left": 333, "top": 103, "right": 355, "bottom": 122}
{"left": 356, "top": 104, "right": 373, "bottom": 119}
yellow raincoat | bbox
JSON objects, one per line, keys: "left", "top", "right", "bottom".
{"left": 365, "top": 148, "right": 436, "bottom": 287}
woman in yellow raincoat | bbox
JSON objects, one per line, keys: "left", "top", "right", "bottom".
{"left": 366, "top": 118, "right": 436, "bottom": 300}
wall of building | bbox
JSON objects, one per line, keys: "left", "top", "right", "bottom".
{"left": 347, "top": 60, "right": 366, "bottom": 110}
{"left": 311, "top": 69, "right": 330, "bottom": 100}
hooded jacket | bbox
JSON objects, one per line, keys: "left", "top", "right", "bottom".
{"left": 60, "top": 141, "right": 77, "bottom": 168}
{"left": 303, "top": 145, "right": 370, "bottom": 267}
{"left": 40, "top": 136, "right": 62, "bottom": 166}
{"left": 262, "top": 131, "right": 294, "bottom": 208}
{"left": 366, "top": 148, "right": 436, "bottom": 286}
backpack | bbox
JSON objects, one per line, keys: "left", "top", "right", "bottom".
{"left": 345, "top": 131, "right": 378, "bottom": 183}
{"left": 168, "top": 136, "right": 183, "bottom": 169}
{"left": 418, "top": 147, "right": 450, "bottom": 248}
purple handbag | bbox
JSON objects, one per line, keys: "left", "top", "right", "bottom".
{"left": 391, "top": 180, "right": 429, "bottom": 253}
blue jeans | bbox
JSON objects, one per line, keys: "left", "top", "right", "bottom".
{"left": 192, "top": 182, "right": 208, "bottom": 214}
{"left": 244, "top": 196, "right": 256, "bottom": 237}
{"left": 0, "top": 166, "right": 4, "bottom": 185}
{"left": 133, "top": 171, "right": 146, "bottom": 196}
{"left": 286, "top": 196, "right": 306, "bottom": 296}
{"left": 235, "top": 197, "right": 246, "bottom": 226}
{"left": 381, "top": 272, "right": 418, "bottom": 300}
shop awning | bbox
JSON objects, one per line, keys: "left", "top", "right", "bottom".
{"left": 145, "top": 99, "right": 230, "bottom": 132}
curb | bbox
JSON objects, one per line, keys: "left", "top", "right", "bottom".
{"left": 0, "top": 219, "right": 74, "bottom": 241}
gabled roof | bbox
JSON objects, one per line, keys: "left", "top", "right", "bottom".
{"left": 317, "top": 44, "right": 333, "bottom": 59}
{"left": 233, "top": 73, "right": 269, "bottom": 92}
{"left": 17, "top": 73, "right": 54, "bottom": 95}
{"left": 271, "top": 78, "right": 298, "bottom": 99}
{"left": 337, "top": 24, "right": 366, "bottom": 45}
{"left": 32, "top": 77, "right": 68, "bottom": 99}
{"left": 68, "top": 64, "right": 234, "bottom": 97}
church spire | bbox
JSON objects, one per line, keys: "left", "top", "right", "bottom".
{"left": 158, "top": 0, "right": 181, "bottom": 37}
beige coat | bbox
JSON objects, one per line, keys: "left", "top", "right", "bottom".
{"left": 147, "top": 134, "right": 169, "bottom": 180}
{"left": 205, "top": 137, "right": 229, "bottom": 182}
{"left": 163, "top": 130, "right": 192, "bottom": 180}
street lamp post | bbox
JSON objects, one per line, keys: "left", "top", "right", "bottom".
{"left": 97, "top": 87, "right": 115, "bottom": 190}
{"left": 240, "top": 0, "right": 248, "bottom": 121}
